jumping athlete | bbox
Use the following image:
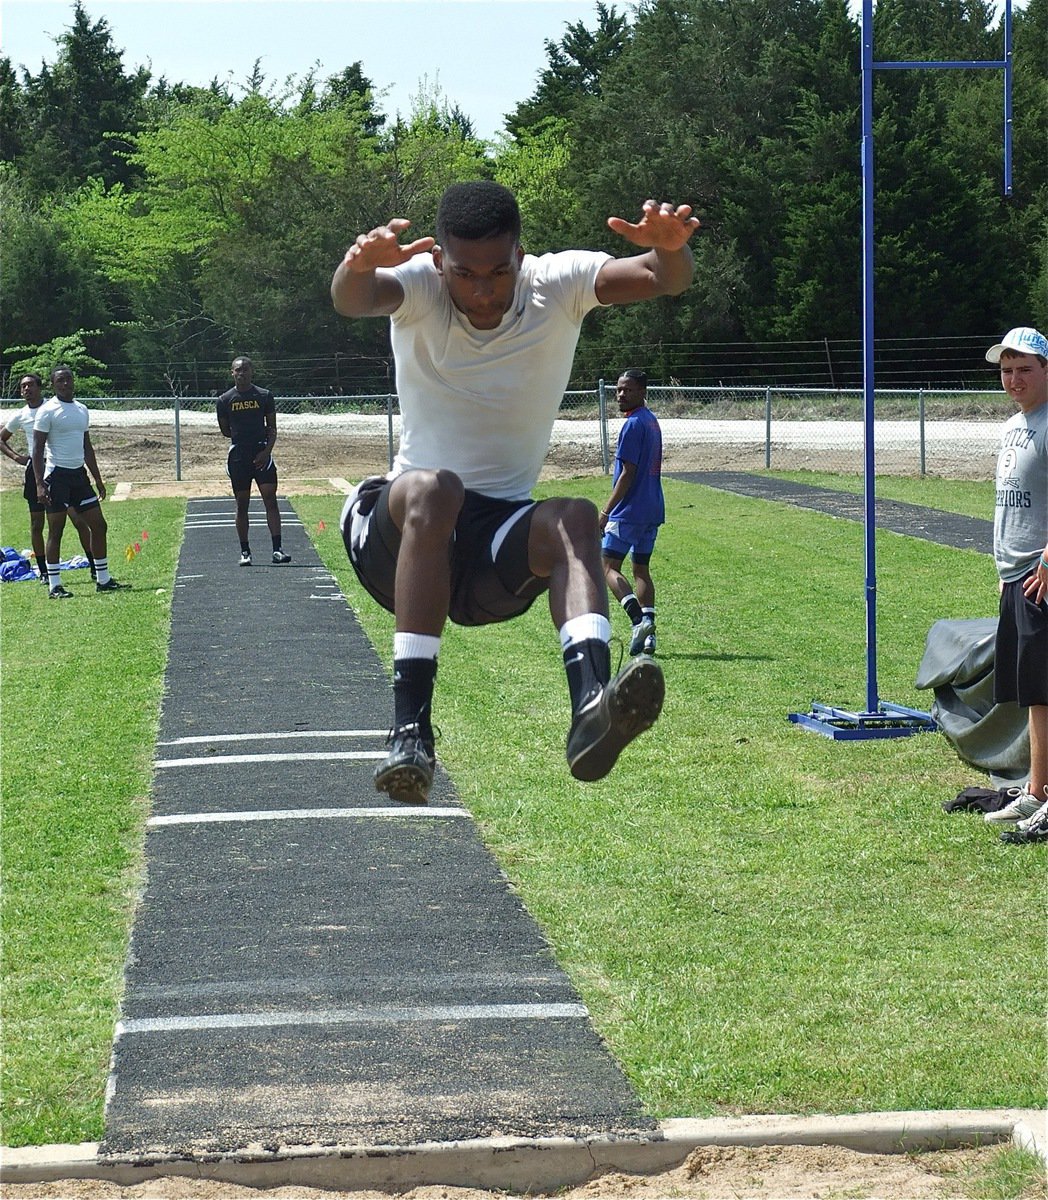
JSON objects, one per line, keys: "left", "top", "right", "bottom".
{"left": 332, "top": 181, "right": 699, "bottom": 803}
{"left": 600, "top": 369, "right": 664, "bottom": 656}
{"left": 216, "top": 356, "right": 291, "bottom": 566}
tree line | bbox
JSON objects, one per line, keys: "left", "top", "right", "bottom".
{"left": 1, "top": 0, "right": 1045, "bottom": 397}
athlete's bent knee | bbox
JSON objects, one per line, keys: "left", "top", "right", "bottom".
{"left": 392, "top": 470, "right": 464, "bottom": 533}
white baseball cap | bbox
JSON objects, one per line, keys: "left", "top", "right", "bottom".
{"left": 985, "top": 326, "right": 1048, "bottom": 363}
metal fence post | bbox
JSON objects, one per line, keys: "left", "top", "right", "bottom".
{"left": 174, "top": 394, "right": 182, "bottom": 481}
{"left": 765, "top": 387, "right": 773, "bottom": 468}
{"left": 386, "top": 393, "right": 395, "bottom": 471}
{"left": 598, "top": 378, "right": 610, "bottom": 474}
{"left": 918, "top": 388, "right": 926, "bottom": 477}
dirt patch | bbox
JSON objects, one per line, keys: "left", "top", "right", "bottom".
{"left": 0, "top": 1142, "right": 1014, "bottom": 1200}
{"left": 0, "top": 412, "right": 999, "bottom": 503}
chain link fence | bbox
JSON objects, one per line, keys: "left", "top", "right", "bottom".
{"left": 0, "top": 385, "right": 1005, "bottom": 488}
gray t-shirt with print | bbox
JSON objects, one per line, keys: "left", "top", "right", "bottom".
{"left": 994, "top": 401, "right": 1048, "bottom": 582}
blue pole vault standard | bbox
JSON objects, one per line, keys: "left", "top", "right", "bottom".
{"left": 790, "top": 0, "right": 1013, "bottom": 740}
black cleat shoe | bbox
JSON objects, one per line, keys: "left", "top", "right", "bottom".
{"left": 566, "top": 655, "right": 665, "bottom": 782}
{"left": 48, "top": 584, "right": 74, "bottom": 599}
{"left": 96, "top": 578, "right": 131, "bottom": 592}
{"left": 271, "top": 550, "right": 291, "bottom": 564}
{"left": 374, "top": 723, "right": 435, "bottom": 804}
{"left": 1000, "top": 799, "right": 1048, "bottom": 844}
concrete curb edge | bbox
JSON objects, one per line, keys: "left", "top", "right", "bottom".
{"left": 2, "top": 1109, "right": 1044, "bottom": 1192}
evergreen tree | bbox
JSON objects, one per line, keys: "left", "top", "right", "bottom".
{"left": 10, "top": 1, "right": 150, "bottom": 193}
{"left": 505, "top": 3, "right": 630, "bottom": 137}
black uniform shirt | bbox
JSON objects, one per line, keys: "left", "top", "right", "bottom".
{"left": 217, "top": 385, "right": 275, "bottom": 457}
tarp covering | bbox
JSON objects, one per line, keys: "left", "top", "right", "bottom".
{"left": 916, "top": 617, "right": 1029, "bottom": 787}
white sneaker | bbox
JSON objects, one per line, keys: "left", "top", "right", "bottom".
{"left": 629, "top": 618, "right": 656, "bottom": 657}
{"left": 984, "top": 789, "right": 1044, "bottom": 822}
{"left": 239, "top": 549, "right": 252, "bottom": 566}
{"left": 1016, "top": 798, "right": 1048, "bottom": 835}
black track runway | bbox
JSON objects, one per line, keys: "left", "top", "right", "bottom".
{"left": 100, "top": 497, "right": 652, "bottom": 1161}
{"left": 670, "top": 471, "right": 993, "bottom": 554}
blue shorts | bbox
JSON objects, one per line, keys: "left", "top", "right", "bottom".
{"left": 602, "top": 520, "right": 659, "bottom": 566}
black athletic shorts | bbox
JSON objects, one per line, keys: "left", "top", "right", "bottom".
{"left": 994, "top": 572, "right": 1048, "bottom": 707}
{"left": 23, "top": 461, "right": 44, "bottom": 513}
{"left": 44, "top": 466, "right": 100, "bottom": 514}
{"left": 227, "top": 446, "right": 277, "bottom": 494}
{"left": 340, "top": 475, "right": 548, "bottom": 627}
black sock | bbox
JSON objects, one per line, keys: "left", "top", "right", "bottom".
{"left": 564, "top": 638, "right": 610, "bottom": 714}
{"left": 621, "top": 594, "right": 644, "bottom": 625}
{"left": 272, "top": 536, "right": 281, "bottom": 552}
{"left": 240, "top": 540, "right": 250, "bottom": 553}
{"left": 393, "top": 657, "right": 438, "bottom": 740}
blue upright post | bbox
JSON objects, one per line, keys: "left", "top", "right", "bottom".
{"left": 790, "top": 0, "right": 1012, "bottom": 741}
{"left": 860, "top": 0, "right": 878, "bottom": 717}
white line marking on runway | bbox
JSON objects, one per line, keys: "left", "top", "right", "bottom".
{"left": 183, "top": 521, "right": 304, "bottom": 529}
{"left": 116, "top": 1002, "right": 588, "bottom": 1036}
{"left": 155, "top": 751, "right": 385, "bottom": 767}
{"left": 159, "top": 730, "right": 387, "bottom": 745}
{"left": 148, "top": 806, "right": 466, "bottom": 826}
{"left": 111, "top": 482, "right": 132, "bottom": 500}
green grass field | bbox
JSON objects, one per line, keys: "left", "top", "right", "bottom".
{"left": 1, "top": 477, "right": 1044, "bottom": 1151}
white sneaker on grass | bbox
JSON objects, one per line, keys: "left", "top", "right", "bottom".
{"left": 984, "top": 789, "right": 1044, "bottom": 823}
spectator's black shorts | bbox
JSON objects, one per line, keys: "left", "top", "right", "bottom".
{"left": 227, "top": 447, "right": 277, "bottom": 494}
{"left": 994, "top": 572, "right": 1048, "bottom": 707}
{"left": 44, "top": 466, "right": 99, "bottom": 515}
{"left": 340, "top": 475, "right": 548, "bottom": 627}
{"left": 23, "top": 461, "right": 44, "bottom": 513}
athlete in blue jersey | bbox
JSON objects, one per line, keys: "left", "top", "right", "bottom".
{"left": 600, "top": 369, "right": 664, "bottom": 656}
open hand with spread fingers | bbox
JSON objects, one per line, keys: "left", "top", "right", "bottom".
{"left": 344, "top": 218, "right": 436, "bottom": 273}
{"left": 607, "top": 200, "right": 700, "bottom": 252}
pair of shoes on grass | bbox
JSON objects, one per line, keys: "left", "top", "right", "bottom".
{"left": 49, "top": 579, "right": 129, "bottom": 598}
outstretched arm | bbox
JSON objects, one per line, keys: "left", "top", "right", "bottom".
{"left": 595, "top": 200, "right": 700, "bottom": 306}
{"left": 331, "top": 219, "right": 436, "bottom": 318}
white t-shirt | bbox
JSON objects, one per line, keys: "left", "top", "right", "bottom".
{"left": 3, "top": 404, "right": 40, "bottom": 457}
{"left": 33, "top": 397, "right": 89, "bottom": 471}
{"left": 389, "top": 249, "right": 611, "bottom": 500}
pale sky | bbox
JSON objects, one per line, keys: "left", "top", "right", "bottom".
{"left": 0, "top": 0, "right": 1022, "bottom": 144}
{"left": 0, "top": 0, "right": 603, "bottom": 142}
